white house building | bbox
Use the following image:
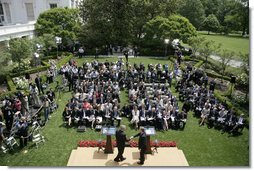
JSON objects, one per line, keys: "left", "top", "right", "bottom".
{"left": 0, "top": 0, "right": 80, "bottom": 44}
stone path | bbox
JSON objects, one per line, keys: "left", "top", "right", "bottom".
{"left": 210, "top": 55, "right": 243, "bottom": 68}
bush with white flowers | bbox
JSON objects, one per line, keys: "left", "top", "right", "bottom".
{"left": 12, "top": 76, "right": 29, "bottom": 90}
{"left": 12, "top": 58, "right": 32, "bottom": 72}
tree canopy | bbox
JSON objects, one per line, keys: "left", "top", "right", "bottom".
{"left": 35, "top": 7, "right": 81, "bottom": 47}
{"left": 78, "top": 0, "right": 184, "bottom": 48}
{"left": 179, "top": 0, "right": 205, "bottom": 29}
{"left": 202, "top": 14, "right": 221, "bottom": 34}
{"left": 144, "top": 15, "right": 197, "bottom": 43}
{"left": 8, "top": 38, "right": 33, "bottom": 73}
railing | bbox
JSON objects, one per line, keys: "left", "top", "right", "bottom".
{"left": 0, "top": 21, "right": 35, "bottom": 41}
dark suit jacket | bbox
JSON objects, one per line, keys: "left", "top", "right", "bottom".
{"left": 134, "top": 132, "right": 147, "bottom": 150}
{"left": 35, "top": 77, "right": 42, "bottom": 86}
{"left": 116, "top": 130, "right": 127, "bottom": 148}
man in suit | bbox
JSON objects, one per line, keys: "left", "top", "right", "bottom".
{"left": 130, "top": 126, "right": 147, "bottom": 165}
{"left": 114, "top": 125, "right": 129, "bottom": 162}
{"left": 35, "top": 74, "right": 44, "bottom": 94}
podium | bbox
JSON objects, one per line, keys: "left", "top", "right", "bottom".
{"left": 145, "top": 126, "right": 156, "bottom": 154}
{"left": 102, "top": 126, "right": 116, "bottom": 154}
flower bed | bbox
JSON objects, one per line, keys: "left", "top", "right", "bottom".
{"left": 12, "top": 76, "right": 29, "bottom": 90}
{"left": 78, "top": 140, "right": 177, "bottom": 148}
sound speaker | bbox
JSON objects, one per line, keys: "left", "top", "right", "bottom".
{"left": 77, "top": 126, "right": 86, "bottom": 132}
{"left": 231, "top": 76, "right": 236, "bottom": 84}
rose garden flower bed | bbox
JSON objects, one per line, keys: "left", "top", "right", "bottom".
{"left": 78, "top": 140, "right": 177, "bottom": 148}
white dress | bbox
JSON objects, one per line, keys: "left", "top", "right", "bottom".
{"left": 131, "top": 110, "right": 140, "bottom": 123}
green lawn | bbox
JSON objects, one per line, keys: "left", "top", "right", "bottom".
{"left": 0, "top": 57, "right": 249, "bottom": 166}
{"left": 198, "top": 32, "right": 249, "bottom": 60}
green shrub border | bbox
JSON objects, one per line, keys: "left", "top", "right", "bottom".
{"left": 214, "top": 90, "right": 249, "bottom": 127}
{"left": 10, "top": 60, "right": 51, "bottom": 78}
{"left": 6, "top": 75, "right": 16, "bottom": 92}
{"left": 56, "top": 54, "right": 73, "bottom": 68}
{"left": 205, "top": 70, "right": 231, "bottom": 81}
{"left": 194, "top": 60, "right": 204, "bottom": 68}
{"left": 1, "top": 53, "right": 74, "bottom": 99}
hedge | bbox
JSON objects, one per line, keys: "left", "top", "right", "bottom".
{"left": 0, "top": 90, "right": 17, "bottom": 99}
{"left": 214, "top": 90, "right": 248, "bottom": 116}
{"left": 213, "top": 90, "right": 249, "bottom": 127}
{"left": 6, "top": 75, "right": 16, "bottom": 92}
{"left": 183, "top": 56, "right": 199, "bottom": 62}
{"left": 56, "top": 54, "right": 73, "bottom": 68}
{"left": 194, "top": 60, "right": 204, "bottom": 68}
{"left": 10, "top": 60, "right": 51, "bottom": 77}
{"left": 205, "top": 70, "right": 231, "bottom": 81}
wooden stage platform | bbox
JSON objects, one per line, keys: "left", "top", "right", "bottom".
{"left": 67, "top": 147, "right": 189, "bottom": 166}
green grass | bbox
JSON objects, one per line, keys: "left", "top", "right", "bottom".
{"left": 0, "top": 57, "right": 249, "bottom": 166}
{"left": 198, "top": 32, "right": 249, "bottom": 60}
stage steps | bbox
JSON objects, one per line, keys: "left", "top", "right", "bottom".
{"left": 67, "top": 147, "right": 189, "bottom": 166}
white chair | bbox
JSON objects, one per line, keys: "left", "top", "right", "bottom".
{"left": 32, "top": 134, "right": 45, "bottom": 148}
{"left": 1, "top": 145, "right": 8, "bottom": 153}
{"left": 32, "top": 127, "right": 45, "bottom": 148}
{"left": 5, "top": 136, "right": 19, "bottom": 150}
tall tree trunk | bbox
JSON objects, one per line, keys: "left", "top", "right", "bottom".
{"left": 242, "top": 26, "right": 246, "bottom": 36}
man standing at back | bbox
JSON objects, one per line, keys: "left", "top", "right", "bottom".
{"left": 130, "top": 126, "right": 147, "bottom": 165}
{"left": 35, "top": 74, "right": 44, "bottom": 95}
{"left": 114, "top": 125, "right": 129, "bottom": 162}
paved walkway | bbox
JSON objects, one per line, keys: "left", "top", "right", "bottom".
{"left": 210, "top": 55, "right": 243, "bottom": 68}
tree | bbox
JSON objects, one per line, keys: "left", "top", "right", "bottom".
{"left": 179, "top": 0, "right": 205, "bottom": 29}
{"left": 200, "top": 0, "right": 249, "bottom": 35}
{"left": 0, "top": 48, "right": 12, "bottom": 81}
{"left": 8, "top": 38, "right": 33, "bottom": 74}
{"left": 187, "top": 36, "right": 206, "bottom": 57}
{"left": 239, "top": 53, "right": 249, "bottom": 99}
{"left": 232, "top": 0, "right": 249, "bottom": 35}
{"left": 78, "top": 0, "right": 184, "bottom": 48}
{"left": 199, "top": 39, "right": 221, "bottom": 70}
{"left": 202, "top": 14, "right": 221, "bottom": 34}
{"left": 35, "top": 8, "right": 81, "bottom": 47}
{"left": 79, "top": 0, "right": 132, "bottom": 47}
{"left": 144, "top": 15, "right": 197, "bottom": 43}
{"left": 218, "top": 49, "right": 234, "bottom": 82}
{"left": 200, "top": 0, "right": 221, "bottom": 17}
{"left": 39, "top": 34, "right": 57, "bottom": 56}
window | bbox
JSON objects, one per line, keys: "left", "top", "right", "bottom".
{"left": 3, "top": 3, "right": 11, "bottom": 23}
{"left": 49, "top": 3, "right": 57, "bottom": 9}
{"left": 0, "top": 3, "right": 4, "bottom": 25}
{"left": 0, "top": 4, "right": 4, "bottom": 15}
{"left": 25, "top": 3, "right": 35, "bottom": 21}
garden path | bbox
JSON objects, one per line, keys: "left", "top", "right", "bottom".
{"left": 210, "top": 55, "right": 243, "bottom": 68}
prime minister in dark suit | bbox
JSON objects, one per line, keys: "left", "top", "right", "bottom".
{"left": 114, "top": 125, "right": 129, "bottom": 162}
{"left": 130, "top": 127, "right": 147, "bottom": 165}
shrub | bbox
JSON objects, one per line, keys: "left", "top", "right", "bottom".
{"left": 6, "top": 75, "right": 16, "bottom": 91}
{"left": 0, "top": 90, "right": 17, "bottom": 100}
{"left": 12, "top": 77, "right": 29, "bottom": 90}
{"left": 214, "top": 90, "right": 248, "bottom": 117}
{"left": 205, "top": 70, "right": 231, "bottom": 81}
{"left": 56, "top": 54, "right": 73, "bottom": 68}
{"left": 194, "top": 60, "right": 204, "bottom": 68}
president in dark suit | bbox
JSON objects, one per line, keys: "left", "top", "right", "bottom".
{"left": 130, "top": 126, "right": 147, "bottom": 165}
{"left": 114, "top": 125, "right": 129, "bottom": 162}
